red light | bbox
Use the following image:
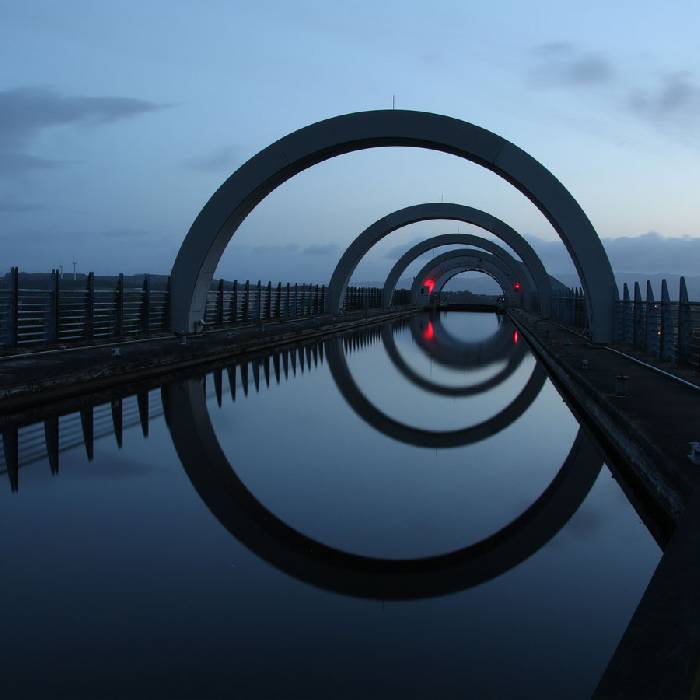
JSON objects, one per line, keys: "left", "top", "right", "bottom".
{"left": 422, "top": 321, "right": 435, "bottom": 341}
{"left": 424, "top": 278, "right": 435, "bottom": 294}
{"left": 513, "top": 330, "right": 519, "bottom": 344}
{"left": 513, "top": 281, "right": 521, "bottom": 291}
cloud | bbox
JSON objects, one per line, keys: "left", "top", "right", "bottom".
{"left": 301, "top": 243, "right": 339, "bottom": 255}
{"left": 250, "top": 243, "right": 299, "bottom": 254}
{"left": 628, "top": 72, "right": 700, "bottom": 127}
{"left": 526, "top": 230, "right": 700, "bottom": 277}
{"left": 0, "top": 86, "right": 164, "bottom": 173}
{"left": 529, "top": 43, "right": 614, "bottom": 87}
{"left": 383, "top": 237, "right": 428, "bottom": 259}
{"left": 184, "top": 145, "right": 241, "bottom": 173}
{"left": 0, "top": 197, "right": 45, "bottom": 212}
{"left": 0, "top": 152, "right": 63, "bottom": 173}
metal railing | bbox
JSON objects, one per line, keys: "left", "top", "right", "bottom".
{"left": 550, "top": 276, "right": 700, "bottom": 369}
{"left": 612, "top": 277, "right": 700, "bottom": 367}
{"left": 551, "top": 287, "right": 589, "bottom": 332}
{"left": 0, "top": 267, "right": 410, "bottom": 354}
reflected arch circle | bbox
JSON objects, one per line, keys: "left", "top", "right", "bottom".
{"left": 410, "top": 250, "right": 519, "bottom": 306}
{"left": 381, "top": 224, "right": 546, "bottom": 311}
{"left": 164, "top": 376, "right": 602, "bottom": 600}
{"left": 169, "top": 110, "right": 616, "bottom": 341}
{"left": 381, "top": 322, "right": 528, "bottom": 398}
{"left": 325, "top": 334, "right": 547, "bottom": 449}
{"left": 410, "top": 313, "right": 521, "bottom": 371}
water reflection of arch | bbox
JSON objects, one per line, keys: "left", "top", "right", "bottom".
{"left": 326, "top": 335, "right": 546, "bottom": 449}
{"left": 411, "top": 313, "right": 521, "bottom": 371}
{"left": 164, "top": 376, "right": 602, "bottom": 600}
{"left": 410, "top": 250, "right": 521, "bottom": 306}
{"left": 381, "top": 322, "right": 527, "bottom": 398}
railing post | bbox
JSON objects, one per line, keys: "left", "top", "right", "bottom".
{"left": 320, "top": 285, "right": 326, "bottom": 314}
{"left": 660, "top": 279, "right": 674, "bottom": 362}
{"left": 242, "top": 280, "right": 250, "bottom": 322}
{"left": 85, "top": 272, "right": 95, "bottom": 340}
{"left": 265, "top": 281, "right": 272, "bottom": 320}
{"left": 622, "top": 283, "right": 632, "bottom": 346}
{"left": 293, "top": 284, "right": 298, "bottom": 318}
{"left": 275, "top": 282, "right": 282, "bottom": 319}
{"left": 164, "top": 275, "right": 171, "bottom": 333}
{"left": 645, "top": 280, "right": 659, "bottom": 356}
{"left": 613, "top": 284, "right": 622, "bottom": 342}
{"left": 216, "top": 278, "right": 225, "bottom": 325}
{"left": 256, "top": 280, "right": 262, "bottom": 320}
{"left": 568, "top": 288, "right": 575, "bottom": 326}
{"left": 633, "top": 282, "right": 643, "bottom": 349}
{"left": 231, "top": 280, "right": 238, "bottom": 324}
{"left": 141, "top": 274, "right": 151, "bottom": 334}
{"left": 286, "top": 283, "right": 291, "bottom": 319}
{"left": 678, "top": 276, "right": 691, "bottom": 365}
{"left": 46, "top": 268, "right": 60, "bottom": 344}
{"left": 115, "top": 273, "right": 124, "bottom": 337}
{"left": 7, "top": 266, "right": 19, "bottom": 348}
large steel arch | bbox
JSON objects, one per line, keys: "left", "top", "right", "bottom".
{"left": 410, "top": 250, "right": 519, "bottom": 306}
{"left": 380, "top": 223, "right": 547, "bottom": 311}
{"left": 169, "top": 110, "right": 616, "bottom": 341}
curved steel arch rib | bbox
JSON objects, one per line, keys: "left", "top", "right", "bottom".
{"left": 164, "top": 371, "right": 602, "bottom": 600}
{"left": 381, "top": 225, "right": 546, "bottom": 311}
{"left": 381, "top": 231, "right": 534, "bottom": 309}
{"left": 170, "top": 110, "right": 615, "bottom": 341}
{"left": 410, "top": 250, "right": 520, "bottom": 306}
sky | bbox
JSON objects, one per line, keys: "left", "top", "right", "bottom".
{"left": 2, "top": 0, "right": 700, "bottom": 287}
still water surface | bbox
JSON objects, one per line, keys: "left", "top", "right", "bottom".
{"left": 0, "top": 312, "right": 660, "bottom": 699}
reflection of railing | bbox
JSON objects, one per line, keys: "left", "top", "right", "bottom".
{"left": 0, "top": 319, "right": 409, "bottom": 491}
{"left": 0, "top": 266, "right": 393, "bottom": 353}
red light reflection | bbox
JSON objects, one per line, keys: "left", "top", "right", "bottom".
{"left": 424, "top": 278, "right": 436, "bottom": 294}
{"left": 513, "top": 330, "right": 519, "bottom": 344}
{"left": 423, "top": 321, "right": 435, "bottom": 341}
{"left": 513, "top": 281, "right": 522, "bottom": 291}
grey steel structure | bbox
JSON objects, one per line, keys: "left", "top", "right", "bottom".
{"left": 410, "top": 250, "right": 521, "bottom": 306}
{"left": 379, "top": 217, "right": 548, "bottom": 310}
{"left": 327, "top": 204, "right": 541, "bottom": 313}
{"left": 380, "top": 231, "right": 536, "bottom": 310}
{"left": 169, "top": 110, "right": 616, "bottom": 341}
